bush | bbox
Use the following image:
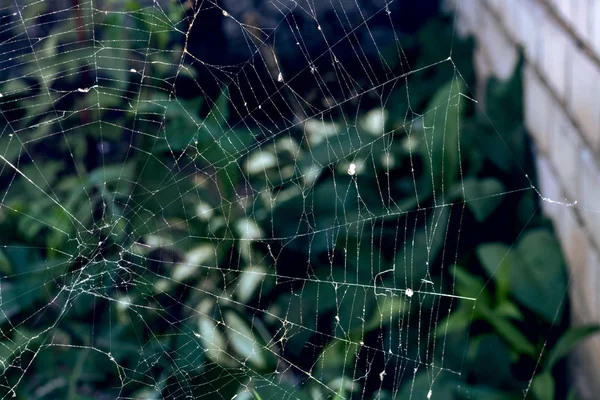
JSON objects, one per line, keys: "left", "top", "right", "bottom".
{"left": 0, "top": 2, "right": 595, "bottom": 399}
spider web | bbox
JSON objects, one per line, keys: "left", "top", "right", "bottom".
{"left": 0, "top": 0, "right": 576, "bottom": 399}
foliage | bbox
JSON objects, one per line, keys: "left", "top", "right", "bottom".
{"left": 0, "top": 2, "right": 596, "bottom": 400}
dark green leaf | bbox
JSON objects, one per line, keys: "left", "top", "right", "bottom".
{"left": 399, "top": 371, "right": 457, "bottom": 400}
{"left": 363, "top": 294, "right": 409, "bottom": 332}
{"left": 513, "top": 229, "right": 567, "bottom": 322}
{"left": 252, "top": 378, "right": 312, "bottom": 400}
{"left": 478, "top": 305, "right": 535, "bottom": 356}
{"left": 421, "top": 78, "right": 465, "bottom": 194}
{"left": 485, "top": 55, "right": 524, "bottom": 136}
{"left": 531, "top": 372, "right": 554, "bottom": 400}
{"left": 394, "top": 206, "right": 451, "bottom": 285}
{"left": 495, "top": 301, "right": 524, "bottom": 321}
{"left": 436, "top": 307, "right": 472, "bottom": 337}
{"left": 224, "top": 311, "right": 275, "bottom": 371}
{"left": 476, "top": 242, "right": 512, "bottom": 279}
{"left": 197, "top": 315, "right": 233, "bottom": 368}
{"left": 546, "top": 325, "right": 600, "bottom": 369}
{"left": 317, "top": 339, "right": 360, "bottom": 374}
{"left": 475, "top": 242, "right": 512, "bottom": 303}
{"left": 204, "top": 87, "right": 230, "bottom": 129}
{"left": 453, "top": 265, "right": 485, "bottom": 300}
{"left": 477, "top": 230, "right": 567, "bottom": 323}
{"left": 469, "top": 335, "right": 514, "bottom": 387}
{"left": 461, "top": 178, "right": 505, "bottom": 222}
{"left": 173, "top": 323, "right": 206, "bottom": 372}
{"left": 458, "top": 385, "right": 523, "bottom": 400}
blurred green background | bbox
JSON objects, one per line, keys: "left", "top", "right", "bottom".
{"left": 0, "top": 0, "right": 595, "bottom": 399}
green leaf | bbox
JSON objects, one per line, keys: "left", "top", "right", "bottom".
{"left": 197, "top": 315, "right": 233, "bottom": 368}
{"left": 546, "top": 325, "right": 600, "bottom": 369}
{"left": 235, "top": 265, "right": 268, "bottom": 304}
{"left": 476, "top": 242, "right": 512, "bottom": 279}
{"left": 461, "top": 178, "right": 505, "bottom": 222}
{"left": 371, "top": 390, "right": 394, "bottom": 400}
{"left": 190, "top": 361, "right": 241, "bottom": 399}
{"left": 475, "top": 242, "right": 512, "bottom": 303}
{"left": 88, "top": 162, "right": 135, "bottom": 186}
{"left": 513, "top": 229, "right": 567, "bottom": 322}
{"left": 394, "top": 206, "right": 451, "bottom": 286}
{"left": 306, "top": 128, "right": 357, "bottom": 167}
{"left": 0, "top": 329, "right": 37, "bottom": 374}
{"left": 434, "top": 328, "right": 470, "bottom": 372}
{"left": 477, "top": 305, "right": 535, "bottom": 356}
{"left": 0, "top": 283, "right": 25, "bottom": 325}
{"left": 20, "top": 160, "right": 63, "bottom": 192}
{"left": 142, "top": 97, "right": 203, "bottom": 152}
{"left": 495, "top": 301, "right": 524, "bottom": 321}
{"left": 317, "top": 338, "right": 360, "bottom": 375}
{"left": 173, "top": 323, "right": 205, "bottom": 372}
{"left": 421, "top": 77, "right": 465, "bottom": 194}
{"left": 0, "top": 134, "right": 24, "bottom": 169}
{"left": 336, "top": 287, "right": 375, "bottom": 336}
{"left": 481, "top": 56, "right": 526, "bottom": 172}
{"left": 476, "top": 230, "right": 567, "bottom": 323}
{"left": 0, "top": 250, "right": 10, "bottom": 275}
{"left": 216, "top": 128, "right": 256, "bottom": 161}
{"left": 566, "top": 388, "right": 583, "bottom": 400}
{"left": 328, "top": 376, "right": 356, "bottom": 400}
{"left": 457, "top": 385, "right": 523, "bottom": 400}
{"left": 436, "top": 307, "right": 472, "bottom": 337}
{"left": 363, "top": 294, "right": 409, "bottom": 332}
{"left": 164, "top": 113, "right": 199, "bottom": 152}
{"left": 469, "top": 335, "right": 513, "bottom": 387}
{"left": 252, "top": 379, "right": 311, "bottom": 400}
{"left": 399, "top": 371, "right": 456, "bottom": 400}
{"left": 453, "top": 265, "right": 486, "bottom": 300}
{"left": 204, "top": 87, "right": 230, "bottom": 130}
{"left": 224, "top": 311, "right": 273, "bottom": 371}
{"left": 531, "top": 371, "right": 554, "bottom": 400}
{"left": 269, "top": 277, "right": 339, "bottom": 357}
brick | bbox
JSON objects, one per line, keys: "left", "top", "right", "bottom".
{"left": 556, "top": 206, "right": 592, "bottom": 317}
{"left": 464, "top": 0, "right": 482, "bottom": 29}
{"left": 524, "top": 66, "right": 552, "bottom": 153}
{"left": 540, "top": 11, "right": 568, "bottom": 99}
{"left": 572, "top": 0, "right": 591, "bottom": 41}
{"left": 503, "top": 0, "right": 517, "bottom": 26}
{"left": 567, "top": 45, "right": 600, "bottom": 149}
{"left": 550, "top": 108, "right": 582, "bottom": 196}
{"left": 485, "top": 0, "right": 502, "bottom": 20}
{"left": 569, "top": 246, "right": 600, "bottom": 399}
{"left": 500, "top": 0, "right": 520, "bottom": 42}
{"left": 578, "top": 149, "right": 600, "bottom": 248}
{"left": 552, "top": 0, "right": 573, "bottom": 24}
{"left": 591, "top": 0, "right": 600, "bottom": 57}
{"left": 453, "top": 16, "right": 470, "bottom": 38}
{"left": 513, "top": 0, "right": 543, "bottom": 63}
{"left": 589, "top": 244, "right": 600, "bottom": 319}
{"left": 453, "top": 0, "right": 477, "bottom": 36}
{"left": 556, "top": 204, "right": 583, "bottom": 270}
{"left": 535, "top": 155, "right": 563, "bottom": 221}
{"left": 566, "top": 218, "right": 600, "bottom": 400}
{"left": 571, "top": 338, "right": 600, "bottom": 400}
{"left": 480, "top": 8, "right": 518, "bottom": 80}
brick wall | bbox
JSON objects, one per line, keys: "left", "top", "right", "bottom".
{"left": 449, "top": 0, "right": 600, "bottom": 397}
